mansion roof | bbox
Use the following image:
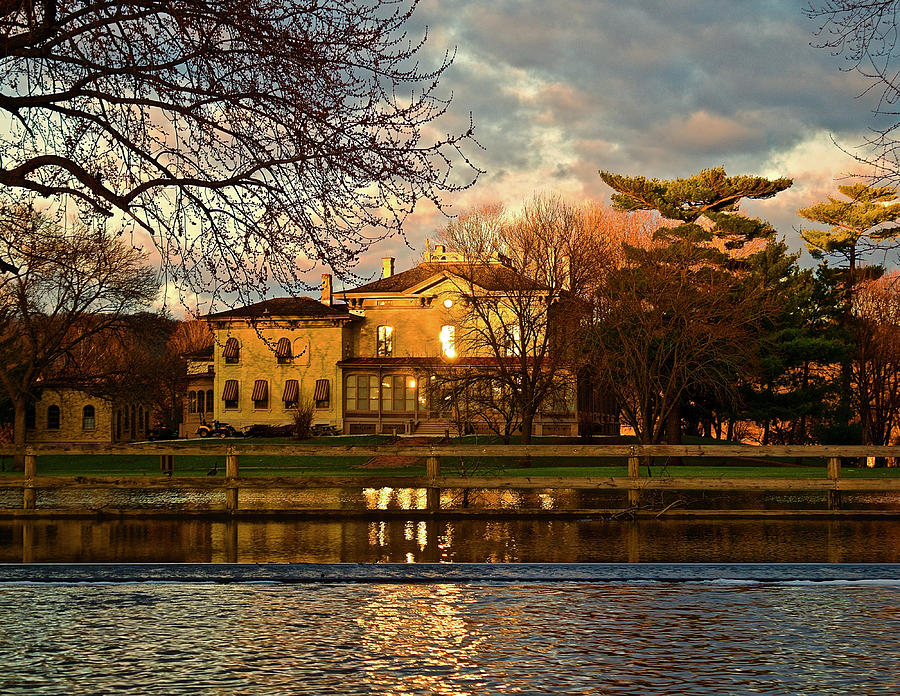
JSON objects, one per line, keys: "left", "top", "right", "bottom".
{"left": 345, "top": 262, "right": 546, "bottom": 295}
{"left": 206, "top": 297, "right": 353, "bottom": 320}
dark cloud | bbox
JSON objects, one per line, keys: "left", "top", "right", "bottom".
{"left": 349, "top": 0, "right": 886, "bottom": 279}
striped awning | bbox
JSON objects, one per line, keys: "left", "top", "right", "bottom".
{"left": 251, "top": 379, "right": 268, "bottom": 401}
{"left": 275, "top": 337, "right": 292, "bottom": 359}
{"left": 223, "top": 337, "right": 239, "bottom": 359}
{"left": 222, "top": 379, "right": 238, "bottom": 401}
{"left": 314, "top": 379, "right": 330, "bottom": 402}
{"left": 283, "top": 379, "right": 299, "bottom": 403}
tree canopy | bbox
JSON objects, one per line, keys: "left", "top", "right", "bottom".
{"left": 0, "top": 0, "right": 478, "bottom": 303}
{"left": 596, "top": 168, "right": 793, "bottom": 444}
{"left": 798, "top": 183, "right": 900, "bottom": 273}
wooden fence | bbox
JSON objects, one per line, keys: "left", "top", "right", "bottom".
{"left": 1, "top": 442, "right": 900, "bottom": 516}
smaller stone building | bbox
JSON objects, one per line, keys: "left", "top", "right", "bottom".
{"left": 26, "top": 386, "right": 152, "bottom": 444}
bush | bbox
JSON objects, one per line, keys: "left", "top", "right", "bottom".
{"left": 292, "top": 399, "right": 314, "bottom": 440}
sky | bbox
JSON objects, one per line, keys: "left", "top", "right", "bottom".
{"left": 333, "top": 0, "right": 887, "bottom": 293}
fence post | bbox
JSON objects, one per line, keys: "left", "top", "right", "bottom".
{"left": 160, "top": 454, "right": 174, "bottom": 475}
{"left": 827, "top": 456, "right": 842, "bottom": 511}
{"left": 23, "top": 449, "right": 36, "bottom": 511}
{"left": 426, "top": 449, "right": 441, "bottom": 512}
{"left": 627, "top": 454, "right": 641, "bottom": 508}
{"left": 225, "top": 447, "right": 239, "bottom": 513}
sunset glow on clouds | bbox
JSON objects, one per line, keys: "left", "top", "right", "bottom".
{"left": 337, "top": 0, "right": 886, "bottom": 290}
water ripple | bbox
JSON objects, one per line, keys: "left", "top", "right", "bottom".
{"left": 1, "top": 581, "right": 898, "bottom": 695}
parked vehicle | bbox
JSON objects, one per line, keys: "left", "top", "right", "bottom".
{"left": 196, "top": 421, "right": 239, "bottom": 438}
{"left": 147, "top": 425, "right": 178, "bottom": 441}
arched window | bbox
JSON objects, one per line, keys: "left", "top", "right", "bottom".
{"left": 138, "top": 405, "right": 144, "bottom": 431}
{"left": 197, "top": 390, "right": 205, "bottom": 414}
{"left": 188, "top": 391, "right": 197, "bottom": 413}
{"left": 275, "top": 337, "right": 292, "bottom": 364}
{"left": 223, "top": 337, "right": 240, "bottom": 364}
{"left": 130, "top": 405, "right": 136, "bottom": 433}
{"left": 47, "top": 405, "right": 61, "bottom": 430}
{"left": 82, "top": 405, "right": 96, "bottom": 430}
{"left": 116, "top": 409, "right": 122, "bottom": 438}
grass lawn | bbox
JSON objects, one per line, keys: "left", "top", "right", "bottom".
{"left": 1, "top": 434, "right": 898, "bottom": 479}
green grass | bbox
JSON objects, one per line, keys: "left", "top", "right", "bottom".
{"left": 1, "top": 434, "right": 899, "bottom": 479}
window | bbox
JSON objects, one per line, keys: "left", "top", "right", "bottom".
{"left": 188, "top": 391, "right": 197, "bottom": 414}
{"left": 206, "top": 390, "right": 213, "bottom": 417}
{"left": 223, "top": 337, "right": 240, "bottom": 364}
{"left": 283, "top": 379, "right": 299, "bottom": 409}
{"left": 440, "top": 325, "right": 456, "bottom": 358}
{"left": 116, "top": 409, "right": 122, "bottom": 438}
{"left": 223, "top": 380, "right": 239, "bottom": 409}
{"left": 275, "top": 337, "right": 292, "bottom": 364}
{"left": 138, "top": 405, "right": 144, "bottom": 431}
{"left": 505, "top": 325, "right": 522, "bottom": 356}
{"left": 196, "top": 390, "right": 205, "bottom": 414}
{"left": 314, "top": 379, "right": 330, "bottom": 409}
{"left": 131, "top": 405, "right": 136, "bottom": 433}
{"left": 252, "top": 379, "right": 269, "bottom": 409}
{"left": 82, "top": 405, "right": 96, "bottom": 430}
{"left": 345, "top": 374, "right": 379, "bottom": 411}
{"left": 376, "top": 326, "right": 393, "bottom": 357}
{"left": 381, "top": 375, "right": 416, "bottom": 412}
{"left": 47, "top": 405, "right": 60, "bottom": 430}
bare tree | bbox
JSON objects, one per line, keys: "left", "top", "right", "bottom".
{"left": 852, "top": 272, "right": 900, "bottom": 448}
{"left": 0, "top": 0, "right": 479, "bottom": 303}
{"left": 807, "top": 1, "right": 900, "bottom": 182}
{"left": 0, "top": 209, "right": 159, "bottom": 464}
{"left": 590, "top": 238, "right": 771, "bottom": 445}
{"left": 439, "top": 197, "right": 612, "bottom": 444}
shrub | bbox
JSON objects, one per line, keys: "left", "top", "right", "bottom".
{"left": 292, "top": 399, "right": 314, "bottom": 440}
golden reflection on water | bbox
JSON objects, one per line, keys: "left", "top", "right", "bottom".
{"left": 355, "top": 583, "right": 487, "bottom": 696}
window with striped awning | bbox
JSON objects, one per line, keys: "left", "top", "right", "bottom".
{"left": 314, "top": 379, "right": 330, "bottom": 408}
{"left": 275, "top": 337, "right": 292, "bottom": 363}
{"left": 283, "top": 379, "right": 299, "bottom": 407}
{"left": 251, "top": 379, "right": 268, "bottom": 402}
{"left": 222, "top": 379, "right": 239, "bottom": 408}
{"left": 223, "top": 337, "right": 240, "bottom": 363}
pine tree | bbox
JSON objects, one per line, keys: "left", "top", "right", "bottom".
{"left": 798, "top": 183, "right": 900, "bottom": 288}
{"left": 596, "top": 167, "right": 792, "bottom": 446}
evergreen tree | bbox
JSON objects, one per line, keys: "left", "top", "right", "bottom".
{"left": 798, "top": 183, "right": 900, "bottom": 288}
{"left": 597, "top": 167, "right": 792, "bottom": 446}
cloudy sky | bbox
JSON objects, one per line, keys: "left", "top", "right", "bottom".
{"left": 337, "top": 0, "right": 885, "bottom": 291}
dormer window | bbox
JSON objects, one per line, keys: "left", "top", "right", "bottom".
{"left": 376, "top": 325, "right": 393, "bottom": 357}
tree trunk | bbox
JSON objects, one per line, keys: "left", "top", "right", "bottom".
{"left": 13, "top": 395, "right": 27, "bottom": 471}
{"left": 520, "top": 412, "right": 534, "bottom": 445}
{"left": 665, "top": 402, "right": 682, "bottom": 466}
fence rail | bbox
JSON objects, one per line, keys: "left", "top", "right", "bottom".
{"left": 2, "top": 443, "right": 900, "bottom": 516}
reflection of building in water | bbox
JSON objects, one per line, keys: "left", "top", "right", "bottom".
{"left": 8, "top": 518, "right": 900, "bottom": 564}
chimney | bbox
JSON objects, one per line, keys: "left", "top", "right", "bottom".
{"left": 321, "top": 273, "right": 333, "bottom": 306}
{"left": 382, "top": 257, "right": 394, "bottom": 279}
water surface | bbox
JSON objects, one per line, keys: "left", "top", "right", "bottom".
{"left": 1, "top": 566, "right": 898, "bottom": 695}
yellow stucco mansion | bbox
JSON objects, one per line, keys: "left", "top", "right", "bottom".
{"left": 181, "top": 248, "right": 618, "bottom": 438}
